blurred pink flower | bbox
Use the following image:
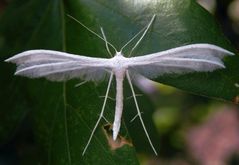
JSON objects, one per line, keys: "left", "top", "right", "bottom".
{"left": 186, "top": 107, "right": 239, "bottom": 165}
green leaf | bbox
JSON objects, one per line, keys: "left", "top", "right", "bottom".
{"left": 0, "top": 0, "right": 238, "bottom": 164}
{"left": 146, "top": 1, "right": 239, "bottom": 102}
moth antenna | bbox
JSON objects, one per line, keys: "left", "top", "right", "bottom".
{"left": 128, "top": 14, "right": 156, "bottom": 57}
{"left": 67, "top": 14, "right": 118, "bottom": 53}
{"left": 120, "top": 14, "right": 156, "bottom": 54}
{"left": 120, "top": 25, "right": 148, "bottom": 52}
{"left": 126, "top": 71, "right": 158, "bottom": 155}
{"left": 100, "top": 27, "right": 113, "bottom": 57}
{"left": 82, "top": 72, "right": 114, "bottom": 156}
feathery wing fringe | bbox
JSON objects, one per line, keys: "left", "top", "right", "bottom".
{"left": 5, "top": 50, "right": 111, "bottom": 81}
{"left": 128, "top": 44, "right": 234, "bottom": 78}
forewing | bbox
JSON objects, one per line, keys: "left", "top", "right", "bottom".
{"left": 5, "top": 50, "right": 111, "bottom": 82}
{"left": 128, "top": 44, "right": 234, "bottom": 79}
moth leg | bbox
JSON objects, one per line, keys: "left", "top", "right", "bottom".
{"left": 100, "top": 27, "right": 113, "bottom": 57}
{"left": 99, "top": 95, "right": 115, "bottom": 101}
{"left": 130, "top": 111, "right": 144, "bottom": 123}
{"left": 102, "top": 115, "right": 110, "bottom": 124}
{"left": 74, "top": 81, "right": 88, "bottom": 88}
{"left": 126, "top": 71, "right": 158, "bottom": 155}
{"left": 82, "top": 72, "right": 114, "bottom": 155}
{"left": 126, "top": 94, "right": 143, "bottom": 100}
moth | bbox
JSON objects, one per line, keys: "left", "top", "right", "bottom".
{"left": 5, "top": 14, "right": 234, "bottom": 155}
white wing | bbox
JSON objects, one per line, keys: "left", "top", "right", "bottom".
{"left": 5, "top": 50, "right": 111, "bottom": 81}
{"left": 128, "top": 44, "right": 234, "bottom": 78}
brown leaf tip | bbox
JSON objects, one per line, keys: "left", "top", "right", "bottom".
{"left": 233, "top": 96, "right": 239, "bottom": 104}
{"left": 102, "top": 124, "right": 133, "bottom": 150}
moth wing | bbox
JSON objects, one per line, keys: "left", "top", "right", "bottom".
{"left": 5, "top": 50, "right": 111, "bottom": 82}
{"left": 128, "top": 44, "right": 234, "bottom": 79}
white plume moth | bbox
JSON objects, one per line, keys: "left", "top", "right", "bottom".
{"left": 5, "top": 14, "right": 234, "bottom": 155}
